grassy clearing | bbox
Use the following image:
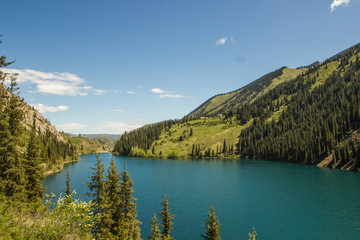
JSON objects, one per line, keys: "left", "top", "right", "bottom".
{"left": 58, "top": 132, "right": 110, "bottom": 154}
{"left": 152, "top": 117, "right": 252, "bottom": 158}
{"left": 253, "top": 67, "right": 308, "bottom": 102}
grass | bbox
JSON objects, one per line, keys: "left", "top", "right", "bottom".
{"left": 252, "top": 67, "right": 308, "bottom": 102}
{"left": 68, "top": 136, "right": 110, "bottom": 154}
{"left": 152, "top": 117, "right": 252, "bottom": 158}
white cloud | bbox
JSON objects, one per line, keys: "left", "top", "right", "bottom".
{"left": 159, "top": 94, "right": 184, "bottom": 98}
{"left": 230, "top": 36, "right": 237, "bottom": 43}
{"left": 31, "top": 103, "right": 69, "bottom": 113}
{"left": 3, "top": 68, "right": 106, "bottom": 96}
{"left": 56, "top": 122, "right": 88, "bottom": 132}
{"left": 216, "top": 37, "right": 228, "bottom": 46}
{"left": 150, "top": 88, "right": 165, "bottom": 93}
{"left": 96, "top": 122, "right": 142, "bottom": 134}
{"left": 55, "top": 121, "right": 142, "bottom": 134}
{"left": 330, "top": 0, "right": 351, "bottom": 12}
{"left": 150, "top": 87, "right": 185, "bottom": 99}
{"left": 126, "top": 90, "right": 136, "bottom": 94}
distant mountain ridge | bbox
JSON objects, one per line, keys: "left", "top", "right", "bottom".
{"left": 188, "top": 66, "right": 307, "bottom": 118}
{"left": 114, "top": 42, "right": 360, "bottom": 172}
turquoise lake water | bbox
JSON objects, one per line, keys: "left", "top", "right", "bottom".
{"left": 42, "top": 153, "right": 360, "bottom": 239}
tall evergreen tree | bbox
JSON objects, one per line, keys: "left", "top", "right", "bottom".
{"left": 118, "top": 161, "right": 142, "bottom": 240}
{"left": 101, "top": 157, "right": 121, "bottom": 239}
{"left": 160, "top": 194, "right": 175, "bottom": 240}
{"left": 65, "top": 171, "right": 72, "bottom": 205}
{"left": 201, "top": 205, "right": 221, "bottom": 240}
{"left": 24, "top": 117, "right": 45, "bottom": 202}
{"left": 0, "top": 73, "right": 26, "bottom": 201}
{"left": 87, "top": 154, "right": 105, "bottom": 215}
{"left": 148, "top": 213, "right": 161, "bottom": 240}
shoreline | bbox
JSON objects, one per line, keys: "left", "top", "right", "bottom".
{"left": 44, "top": 151, "right": 111, "bottom": 176}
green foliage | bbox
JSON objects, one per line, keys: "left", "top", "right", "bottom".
{"left": 0, "top": 193, "right": 94, "bottom": 240}
{"left": 201, "top": 205, "right": 221, "bottom": 240}
{"left": 46, "top": 192, "right": 95, "bottom": 239}
{"left": 119, "top": 162, "right": 142, "bottom": 240}
{"left": 160, "top": 194, "right": 175, "bottom": 240}
{"left": 24, "top": 117, "right": 45, "bottom": 202}
{"left": 0, "top": 65, "right": 27, "bottom": 201}
{"left": 188, "top": 66, "right": 307, "bottom": 118}
{"left": 248, "top": 227, "right": 258, "bottom": 240}
{"left": 114, "top": 118, "right": 193, "bottom": 156}
{"left": 237, "top": 44, "right": 360, "bottom": 169}
{"left": 87, "top": 153, "right": 106, "bottom": 222}
{"left": 149, "top": 213, "right": 162, "bottom": 240}
{"left": 65, "top": 171, "right": 72, "bottom": 205}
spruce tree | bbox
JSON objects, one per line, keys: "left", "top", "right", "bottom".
{"left": 65, "top": 171, "right": 72, "bottom": 205}
{"left": 87, "top": 153, "right": 106, "bottom": 234}
{"left": 0, "top": 74, "right": 26, "bottom": 201}
{"left": 101, "top": 157, "right": 121, "bottom": 239}
{"left": 24, "top": 117, "right": 45, "bottom": 202}
{"left": 201, "top": 205, "right": 221, "bottom": 240}
{"left": 87, "top": 154, "right": 105, "bottom": 215}
{"left": 118, "top": 161, "right": 141, "bottom": 240}
{"left": 160, "top": 194, "right": 175, "bottom": 240}
{"left": 148, "top": 213, "right": 161, "bottom": 240}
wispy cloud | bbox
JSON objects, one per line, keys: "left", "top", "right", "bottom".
{"left": 3, "top": 68, "right": 106, "bottom": 96}
{"left": 56, "top": 121, "right": 142, "bottom": 134}
{"left": 330, "top": 0, "right": 351, "bottom": 12}
{"left": 216, "top": 37, "right": 228, "bottom": 46}
{"left": 31, "top": 103, "right": 69, "bottom": 113}
{"left": 96, "top": 122, "right": 142, "bottom": 134}
{"left": 150, "top": 87, "right": 185, "bottom": 99}
{"left": 126, "top": 90, "right": 136, "bottom": 94}
{"left": 159, "top": 94, "right": 184, "bottom": 98}
{"left": 150, "top": 88, "right": 165, "bottom": 93}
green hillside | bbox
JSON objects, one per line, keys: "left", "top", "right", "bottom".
{"left": 60, "top": 133, "right": 110, "bottom": 155}
{"left": 188, "top": 67, "right": 308, "bottom": 118}
{"left": 114, "top": 43, "right": 360, "bottom": 171}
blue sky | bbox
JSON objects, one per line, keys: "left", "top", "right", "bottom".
{"left": 1, "top": 0, "right": 360, "bottom": 134}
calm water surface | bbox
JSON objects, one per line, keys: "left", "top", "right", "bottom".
{"left": 43, "top": 153, "right": 360, "bottom": 240}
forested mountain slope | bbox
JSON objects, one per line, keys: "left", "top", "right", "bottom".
{"left": 188, "top": 67, "right": 308, "bottom": 118}
{"left": 114, "top": 43, "right": 360, "bottom": 172}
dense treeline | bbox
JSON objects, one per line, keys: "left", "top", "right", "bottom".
{"left": 237, "top": 44, "right": 360, "bottom": 169}
{"left": 39, "top": 130, "right": 78, "bottom": 170}
{"left": 113, "top": 117, "right": 194, "bottom": 156}
{"left": 0, "top": 41, "right": 78, "bottom": 201}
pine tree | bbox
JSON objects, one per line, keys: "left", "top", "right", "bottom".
{"left": 0, "top": 74, "right": 26, "bottom": 201}
{"left": 24, "top": 117, "right": 45, "bottom": 202}
{"left": 87, "top": 154, "right": 106, "bottom": 236}
{"left": 148, "top": 213, "right": 161, "bottom": 240}
{"left": 201, "top": 205, "right": 221, "bottom": 240}
{"left": 118, "top": 161, "right": 141, "bottom": 240}
{"left": 87, "top": 153, "right": 106, "bottom": 216}
{"left": 64, "top": 171, "right": 72, "bottom": 205}
{"left": 101, "top": 157, "right": 121, "bottom": 239}
{"left": 160, "top": 194, "right": 175, "bottom": 240}
{"left": 248, "top": 227, "right": 258, "bottom": 240}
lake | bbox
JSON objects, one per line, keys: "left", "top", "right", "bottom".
{"left": 43, "top": 153, "right": 360, "bottom": 240}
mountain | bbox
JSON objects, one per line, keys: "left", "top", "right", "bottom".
{"left": 188, "top": 67, "right": 308, "bottom": 118}
{"left": 60, "top": 133, "right": 111, "bottom": 154}
{"left": 0, "top": 83, "right": 108, "bottom": 175}
{"left": 113, "top": 43, "right": 360, "bottom": 172}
